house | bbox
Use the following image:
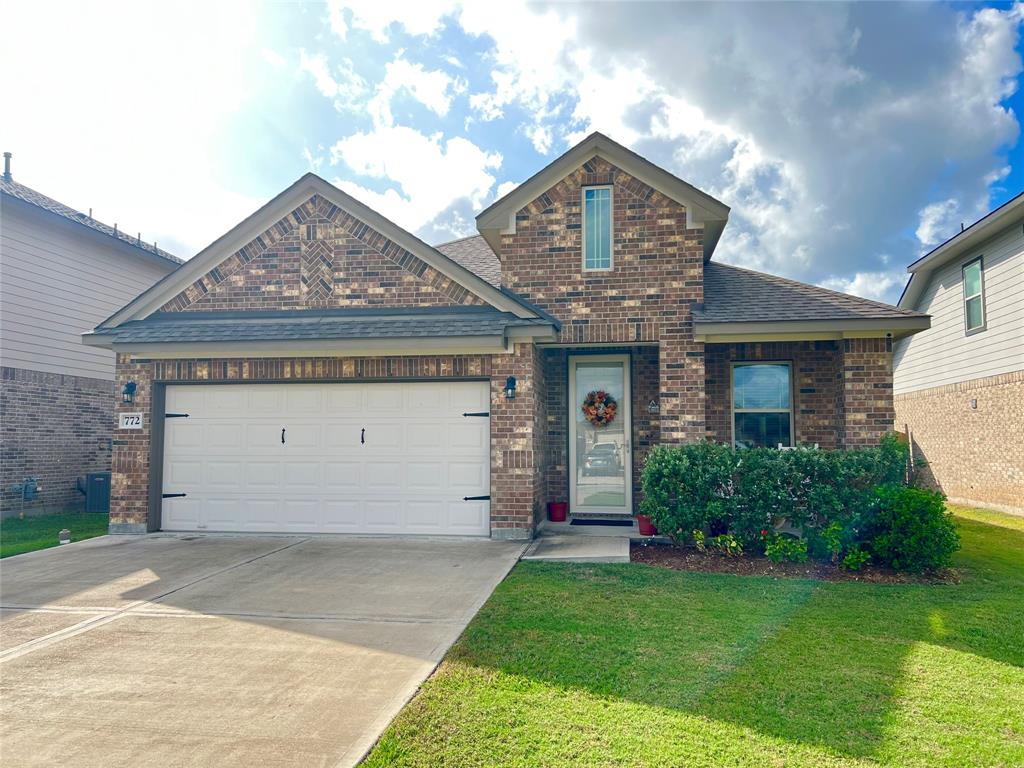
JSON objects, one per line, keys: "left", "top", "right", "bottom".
{"left": 83, "top": 133, "right": 929, "bottom": 538}
{"left": 0, "top": 153, "right": 182, "bottom": 514}
{"left": 894, "top": 193, "right": 1024, "bottom": 514}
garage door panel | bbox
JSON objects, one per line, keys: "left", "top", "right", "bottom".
{"left": 162, "top": 382, "right": 489, "bottom": 536}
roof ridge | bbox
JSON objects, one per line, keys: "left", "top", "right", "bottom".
{"left": 708, "top": 261, "right": 926, "bottom": 317}
{"left": 0, "top": 178, "right": 182, "bottom": 264}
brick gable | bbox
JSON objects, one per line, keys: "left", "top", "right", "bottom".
{"left": 162, "top": 194, "right": 486, "bottom": 312}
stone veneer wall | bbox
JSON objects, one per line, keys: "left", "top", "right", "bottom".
{"left": 541, "top": 346, "right": 660, "bottom": 514}
{"left": 498, "top": 156, "right": 706, "bottom": 445}
{"left": 895, "top": 370, "right": 1024, "bottom": 513}
{"left": 1, "top": 366, "right": 115, "bottom": 514}
{"left": 110, "top": 351, "right": 543, "bottom": 538}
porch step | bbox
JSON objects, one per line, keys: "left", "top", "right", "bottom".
{"left": 521, "top": 535, "right": 630, "bottom": 564}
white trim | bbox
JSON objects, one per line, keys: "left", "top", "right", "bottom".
{"left": 582, "top": 185, "right": 614, "bottom": 272}
{"left": 568, "top": 354, "right": 633, "bottom": 516}
{"left": 730, "top": 361, "right": 794, "bottom": 448}
{"left": 95, "top": 174, "right": 540, "bottom": 330}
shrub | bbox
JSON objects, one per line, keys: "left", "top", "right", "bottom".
{"left": 763, "top": 533, "right": 809, "bottom": 564}
{"left": 640, "top": 435, "right": 909, "bottom": 552}
{"left": 708, "top": 533, "right": 743, "bottom": 557}
{"left": 868, "top": 486, "right": 959, "bottom": 573}
{"left": 841, "top": 546, "right": 871, "bottom": 571}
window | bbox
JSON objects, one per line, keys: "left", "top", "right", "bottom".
{"left": 732, "top": 363, "right": 793, "bottom": 449}
{"left": 962, "top": 257, "right": 986, "bottom": 334}
{"left": 583, "top": 186, "right": 612, "bottom": 270}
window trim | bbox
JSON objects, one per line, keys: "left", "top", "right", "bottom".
{"left": 581, "top": 185, "right": 614, "bottom": 272}
{"left": 730, "top": 361, "right": 795, "bottom": 449}
{"left": 962, "top": 256, "right": 987, "bottom": 336}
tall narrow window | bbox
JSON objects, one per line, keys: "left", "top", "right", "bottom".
{"left": 962, "top": 257, "right": 986, "bottom": 334}
{"left": 583, "top": 186, "right": 612, "bottom": 270}
{"left": 732, "top": 363, "right": 793, "bottom": 449}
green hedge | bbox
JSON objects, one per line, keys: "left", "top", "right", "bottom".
{"left": 639, "top": 435, "right": 956, "bottom": 571}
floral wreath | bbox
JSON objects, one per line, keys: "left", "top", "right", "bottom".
{"left": 582, "top": 390, "right": 618, "bottom": 428}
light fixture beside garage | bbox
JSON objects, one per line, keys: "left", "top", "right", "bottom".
{"left": 504, "top": 376, "right": 517, "bottom": 400}
{"left": 121, "top": 381, "right": 137, "bottom": 405}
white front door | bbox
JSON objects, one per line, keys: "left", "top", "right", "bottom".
{"left": 569, "top": 354, "right": 632, "bottom": 516}
{"left": 160, "top": 381, "right": 490, "bottom": 535}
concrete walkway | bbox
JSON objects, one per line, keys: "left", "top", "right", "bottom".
{"left": 0, "top": 533, "right": 524, "bottom": 768}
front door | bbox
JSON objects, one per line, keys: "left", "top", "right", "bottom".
{"left": 569, "top": 354, "right": 632, "bottom": 516}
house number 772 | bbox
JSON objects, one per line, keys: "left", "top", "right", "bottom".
{"left": 119, "top": 413, "right": 143, "bottom": 430}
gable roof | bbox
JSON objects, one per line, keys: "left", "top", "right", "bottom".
{"left": 476, "top": 132, "right": 730, "bottom": 260}
{"left": 95, "top": 174, "right": 542, "bottom": 331}
{"left": 435, "top": 235, "right": 500, "bottom": 286}
{"left": 899, "top": 191, "right": 1024, "bottom": 310}
{"left": 694, "top": 262, "right": 929, "bottom": 340}
{"left": 1, "top": 177, "right": 182, "bottom": 266}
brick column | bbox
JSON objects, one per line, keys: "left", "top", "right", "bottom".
{"left": 489, "top": 343, "right": 544, "bottom": 539}
{"left": 110, "top": 354, "right": 153, "bottom": 533}
{"left": 658, "top": 311, "right": 705, "bottom": 444}
{"left": 840, "top": 338, "right": 894, "bottom": 448}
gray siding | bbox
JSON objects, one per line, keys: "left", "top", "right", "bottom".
{"left": 0, "top": 200, "right": 176, "bottom": 380}
{"left": 893, "top": 220, "right": 1024, "bottom": 394}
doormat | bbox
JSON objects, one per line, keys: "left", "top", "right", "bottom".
{"left": 570, "top": 519, "right": 634, "bottom": 527}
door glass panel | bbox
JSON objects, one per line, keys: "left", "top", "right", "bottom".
{"left": 574, "top": 361, "right": 626, "bottom": 509}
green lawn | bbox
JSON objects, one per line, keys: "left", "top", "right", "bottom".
{"left": 364, "top": 507, "right": 1024, "bottom": 767}
{"left": 0, "top": 511, "right": 109, "bottom": 558}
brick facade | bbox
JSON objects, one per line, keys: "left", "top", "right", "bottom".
{"left": 1, "top": 366, "right": 115, "bottom": 514}
{"left": 498, "top": 156, "right": 706, "bottom": 444}
{"left": 840, "top": 338, "right": 895, "bottom": 448}
{"left": 895, "top": 371, "right": 1024, "bottom": 513}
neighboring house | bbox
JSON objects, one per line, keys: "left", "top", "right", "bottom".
{"left": 84, "top": 133, "right": 929, "bottom": 538}
{"left": 0, "top": 154, "right": 182, "bottom": 513}
{"left": 894, "top": 193, "right": 1024, "bottom": 514}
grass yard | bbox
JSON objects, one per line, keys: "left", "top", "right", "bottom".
{"left": 0, "top": 511, "right": 109, "bottom": 558}
{"left": 364, "top": 507, "right": 1024, "bottom": 767}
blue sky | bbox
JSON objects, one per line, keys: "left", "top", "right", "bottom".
{"left": 4, "top": 1, "right": 1023, "bottom": 304}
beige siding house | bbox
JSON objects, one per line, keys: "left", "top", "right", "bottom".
{"left": 894, "top": 192, "right": 1024, "bottom": 513}
{"left": 1, "top": 155, "right": 181, "bottom": 512}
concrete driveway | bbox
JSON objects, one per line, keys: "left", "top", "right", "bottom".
{"left": 0, "top": 534, "right": 525, "bottom": 767}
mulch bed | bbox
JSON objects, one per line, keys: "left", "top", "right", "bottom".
{"left": 630, "top": 541, "right": 956, "bottom": 584}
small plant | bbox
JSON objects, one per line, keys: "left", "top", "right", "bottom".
{"left": 841, "top": 546, "right": 871, "bottom": 571}
{"left": 868, "top": 486, "right": 959, "bottom": 573}
{"left": 709, "top": 533, "right": 743, "bottom": 557}
{"left": 692, "top": 529, "right": 706, "bottom": 553}
{"left": 763, "top": 533, "right": 808, "bottom": 563}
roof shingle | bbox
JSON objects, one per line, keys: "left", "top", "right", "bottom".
{"left": 697, "top": 262, "right": 927, "bottom": 323}
{"left": 434, "top": 235, "right": 500, "bottom": 286}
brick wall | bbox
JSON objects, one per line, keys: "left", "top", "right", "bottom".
{"left": 109, "top": 352, "right": 546, "bottom": 537}
{"left": 1, "top": 366, "right": 115, "bottom": 514}
{"left": 705, "top": 342, "right": 843, "bottom": 448}
{"left": 161, "top": 194, "right": 484, "bottom": 313}
{"left": 541, "top": 346, "right": 659, "bottom": 514}
{"left": 497, "top": 156, "right": 705, "bottom": 443}
{"left": 895, "top": 370, "right": 1024, "bottom": 513}
{"left": 840, "top": 337, "right": 894, "bottom": 448}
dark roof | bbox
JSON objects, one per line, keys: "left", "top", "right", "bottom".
{"left": 697, "top": 262, "right": 928, "bottom": 323}
{"left": 91, "top": 307, "right": 549, "bottom": 344}
{"left": 434, "top": 235, "right": 500, "bottom": 286}
{"left": 1, "top": 177, "right": 182, "bottom": 265}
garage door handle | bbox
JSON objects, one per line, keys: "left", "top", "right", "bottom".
{"left": 361, "top": 428, "right": 365, "bottom": 444}
{"left": 462, "top": 495, "right": 490, "bottom": 501}
{"left": 281, "top": 428, "right": 286, "bottom": 444}
{"left": 162, "top": 493, "right": 187, "bottom": 499}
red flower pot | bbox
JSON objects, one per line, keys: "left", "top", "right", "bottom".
{"left": 636, "top": 514, "right": 657, "bottom": 536}
{"left": 548, "top": 502, "right": 568, "bottom": 522}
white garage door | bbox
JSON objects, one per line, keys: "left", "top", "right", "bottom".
{"left": 161, "top": 382, "right": 491, "bottom": 535}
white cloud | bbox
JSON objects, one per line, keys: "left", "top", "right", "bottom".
{"left": 368, "top": 57, "right": 465, "bottom": 127}
{"left": 0, "top": 0, "right": 265, "bottom": 257}
{"left": 915, "top": 199, "right": 961, "bottom": 248}
{"left": 299, "top": 50, "right": 368, "bottom": 111}
{"left": 330, "top": 127, "right": 501, "bottom": 231}
{"left": 819, "top": 271, "right": 906, "bottom": 303}
{"left": 327, "top": 0, "right": 457, "bottom": 43}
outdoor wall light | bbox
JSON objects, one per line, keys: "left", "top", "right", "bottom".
{"left": 648, "top": 399, "right": 660, "bottom": 414}
{"left": 122, "top": 381, "right": 137, "bottom": 405}
{"left": 504, "top": 376, "right": 517, "bottom": 400}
